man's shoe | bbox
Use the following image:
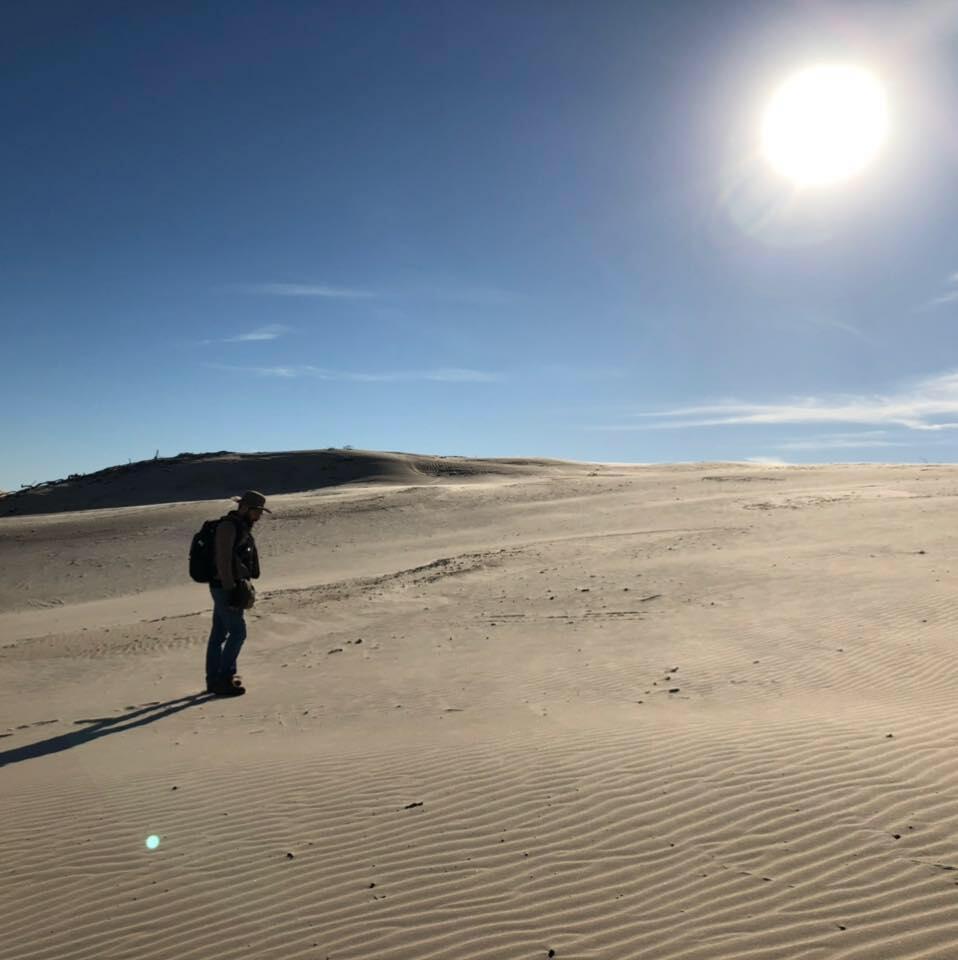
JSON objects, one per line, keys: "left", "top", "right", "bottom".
{"left": 211, "top": 674, "right": 246, "bottom": 696}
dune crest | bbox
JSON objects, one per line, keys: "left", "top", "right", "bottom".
{"left": 0, "top": 448, "right": 593, "bottom": 517}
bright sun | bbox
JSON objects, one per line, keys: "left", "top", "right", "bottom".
{"left": 760, "top": 65, "right": 889, "bottom": 187}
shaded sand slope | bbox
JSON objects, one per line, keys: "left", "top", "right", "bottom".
{"left": 0, "top": 447, "right": 585, "bottom": 517}
{"left": 4, "top": 462, "right": 958, "bottom": 959}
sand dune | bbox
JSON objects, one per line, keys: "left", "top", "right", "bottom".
{"left": 3, "top": 457, "right": 958, "bottom": 959}
{"left": 0, "top": 448, "right": 588, "bottom": 517}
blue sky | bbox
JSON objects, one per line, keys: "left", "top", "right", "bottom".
{"left": 4, "top": 1, "right": 958, "bottom": 490}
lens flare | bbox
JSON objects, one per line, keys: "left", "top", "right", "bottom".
{"left": 145, "top": 834, "right": 160, "bottom": 850}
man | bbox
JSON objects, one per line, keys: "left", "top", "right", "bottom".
{"left": 206, "top": 490, "right": 270, "bottom": 696}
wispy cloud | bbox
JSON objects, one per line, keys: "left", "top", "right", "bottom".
{"left": 804, "top": 316, "right": 873, "bottom": 342}
{"left": 773, "top": 431, "right": 910, "bottom": 451}
{"left": 925, "top": 271, "right": 958, "bottom": 308}
{"left": 589, "top": 369, "right": 958, "bottom": 433}
{"left": 931, "top": 290, "right": 958, "bottom": 307}
{"left": 225, "top": 281, "right": 528, "bottom": 305}
{"left": 224, "top": 324, "right": 290, "bottom": 342}
{"left": 205, "top": 363, "right": 501, "bottom": 383}
{"left": 230, "top": 283, "right": 376, "bottom": 299}
{"left": 200, "top": 324, "right": 292, "bottom": 345}
{"left": 335, "top": 367, "right": 502, "bottom": 383}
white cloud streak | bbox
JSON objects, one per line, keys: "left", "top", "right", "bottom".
{"left": 333, "top": 367, "right": 502, "bottom": 383}
{"left": 589, "top": 369, "right": 958, "bottom": 433}
{"left": 926, "top": 271, "right": 958, "bottom": 308}
{"left": 806, "top": 316, "right": 872, "bottom": 341}
{"left": 223, "top": 324, "right": 290, "bottom": 342}
{"left": 931, "top": 289, "right": 958, "bottom": 306}
{"left": 205, "top": 363, "right": 501, "bottom": 383}
{"left": 227, "top": 281, "right": 528, "bottom": 305}
{"left": 773, "top": 432, "right": 910, "bottom": 451}
{"left": 199, "top": 324, "right": 291, "bottom": 345}
{"left": 232, "top": 283, "right": 376, "bottom": 299}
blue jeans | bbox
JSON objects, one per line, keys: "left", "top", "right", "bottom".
{"left": 206, "top": 586, "right": 247, "bottom": 680}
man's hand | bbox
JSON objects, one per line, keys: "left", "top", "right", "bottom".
{"left": 228, "top": 580, "right": 256, "bottom": 610}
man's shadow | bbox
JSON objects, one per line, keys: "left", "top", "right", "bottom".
{"left": 0, "top": 693, "right": 214, "bottom": 768}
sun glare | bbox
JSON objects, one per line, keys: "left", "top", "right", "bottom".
{"left": 760, "top": 65, "right": 889, "bottom": 187}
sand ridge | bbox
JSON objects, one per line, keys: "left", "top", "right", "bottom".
{"left": 0, "top": 448, "right": 594, "bottom": 517}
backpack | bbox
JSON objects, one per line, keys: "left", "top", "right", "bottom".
{"left": 188, "top": 515, "right": 259, "bottom": 583}
{"left": 188, "top": 519, "right": 222, "bottom": 583}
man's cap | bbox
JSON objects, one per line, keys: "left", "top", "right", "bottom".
{"left": 235, "top": 490, "right": 272, "bottom": 513}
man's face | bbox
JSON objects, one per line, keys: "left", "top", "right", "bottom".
{"left": 247, "top": 506, "right": 263, "bottom": 524}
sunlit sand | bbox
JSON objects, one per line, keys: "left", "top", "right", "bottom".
{"left": 3, "top": 451, "right": 958, "bottom": 959}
